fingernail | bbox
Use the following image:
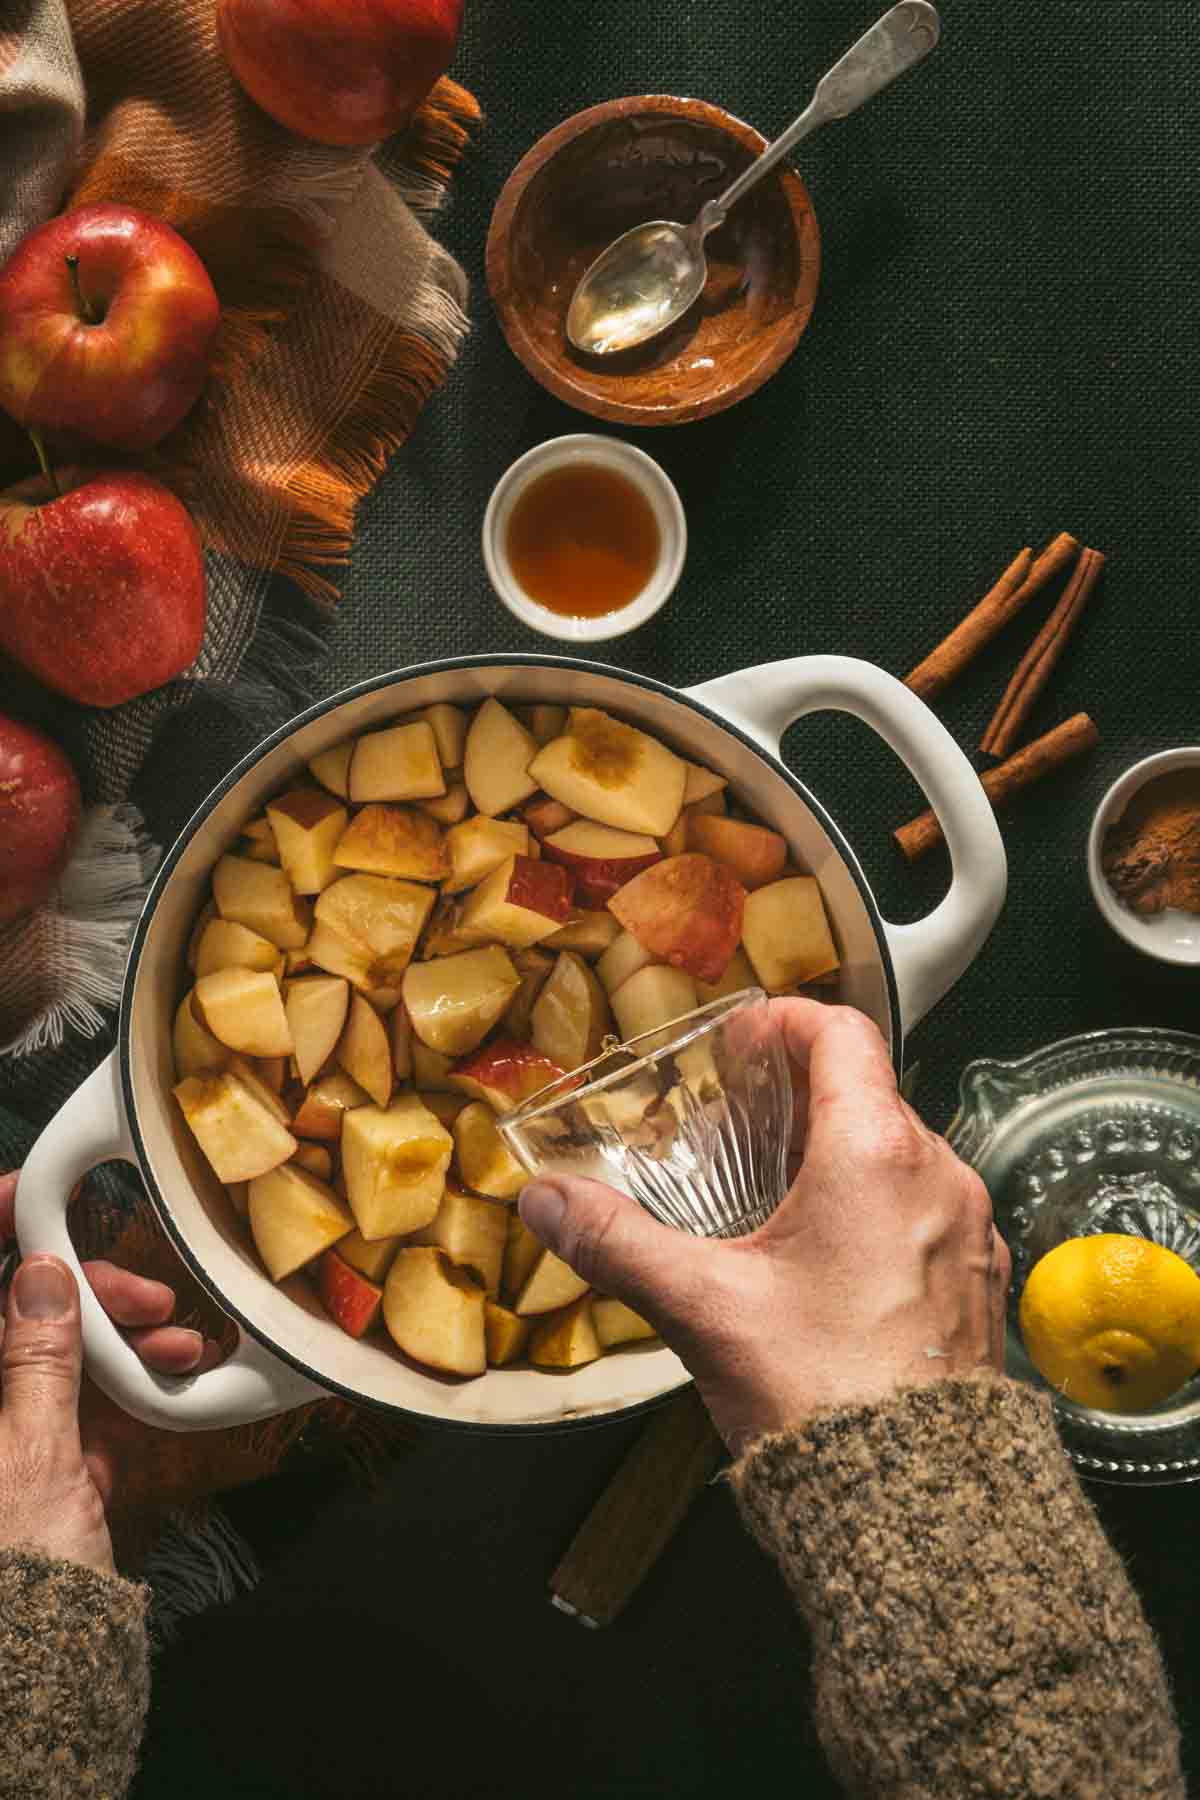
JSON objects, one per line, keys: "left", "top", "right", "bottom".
{"left": 520, "top": 1181, "right": 566, "bottom": 1243}
{"left": 12, "top": 1259, "right": 74, "bottom": 1322}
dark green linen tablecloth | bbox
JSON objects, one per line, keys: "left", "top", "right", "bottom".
{"left": 9, "top": 2, "right": 1200, "bottom": 1794}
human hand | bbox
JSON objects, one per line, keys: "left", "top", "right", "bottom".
{"left": 0, "top": 1169, "right": 222, "bottom": 1574}
{"left": 519, "top": 1001, "right": 1010, "bottom": 1454}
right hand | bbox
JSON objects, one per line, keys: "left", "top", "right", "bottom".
{"left": 519, "top": 1001, "right": 1011, "bottom": 1454}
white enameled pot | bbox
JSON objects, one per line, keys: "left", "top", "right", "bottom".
{"left": 17, "top": 654, "right": 1005, "bottom": 1434}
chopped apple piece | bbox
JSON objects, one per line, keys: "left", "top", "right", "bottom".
{"left": 419, "top": 782, "right": 470, "bottom": 826}
{"left": 391, "top": 1005, "right": 413, "bottom": 1079}
{"left": 515, "top": 1249, "right": 590, "bottom": 1317}
{"left": 660, "top": 813, "right": 688, "bottom": 859}
{"left": 194, "top": 968, "right": 293, "bottom": 1058}
{"left": 291, "top": 1069, "right": 370, "bottom": 1140}
{"left": 227, "top": 1055, "right": 292, "bottom": 1126}
{"left": 458, "top": 854, "right": 573, "bottom": 949}
{"left": 333, "top": 804, "right": 447, "bottom": 882}
{"left": 529, "top": 1295, "right": 601, "bottom": 1368}
{"left": 212, "top": 855, "right": 310, "bottom": 949}
{"left": 485, "top": 1301, "right": 532, "bottom": 1366}
{"left": 531, "top": 951, "right": 611, "bottom": 1072}
{"left": 240, "top": 816, "right": 280, "bottom": 864}
{"left": 173, "top": 991, "right": 230, "bottom": 1078}
{"left": 226, "top": 1180, "right": 248, "bottom": 1217}
{"left": 316, "top": 1250, "right": 382, "bottom": 1338}
{"left": 528, "top": 708, "right": 686, "bottom": 838}
{"left": 593, "top": 1297, "right": 658, "bottom": 1348}
{"left": 454, "top": 1100, "right": 527, "bottom": 1200}
{"left": 285, "top": 974, "right": 350, "bottom": 1085}
{"left": 308, "top": 739, "right": 354, "bottom": 799}
{"left": 610, "top": 964, "right": 698, "bottom": 1044}
{"left": 742, "top": 875, "right": 840, "bottom": 989}
{"left": 683, "top": 762, "right": 727, "bottom": 806}
{"left": 502, "top": 1213, "right": 542, "bottom": 1306}
{"left": 419, "top": 703, "right": 468, "bottom": 771}
{"left": 608, "top": 853, "right": 745, "bottom": 986}
{"left": 596, "top": 929, "right": 656, "bottom": 997}
{"left": 349, "top": 720, "right": 445, "bottom": 804}
{"left": 194, "top": 918, "right": 283, "bottom": 980}
{"left": 266, "top": 788, "right": 348, "bottom": 894}
{"left": 442, "top": 816, "right": 529, "bottom": 894}
{"left": 337, "top": 991, "right": 394, "bottom": 1108}
{"left": 337, "top": 1227, "right": 401, "bottom": 1284}
{"left": 175, "top": 1072, "right": 297, "bottom": 1183}
{"left": 421, "top": 893, "right": 476, "bottom": 958}
{"left": 285, "top": 944, "right": 315, "bottom": 976}
{"left": 308, "top": 874, "right": 435, "bottom": 993}
{"left": 543, "top": 820, "right": 661, "bottom": 908}
{"left": 463, "top": 698, "right": 539, "bottom": 816}
{"left": 412, "top": 1184, "right": 507, "bottom": 1297}
{"left": 517, "top": 703, "right": 569, "bottom": 747}
{"left": 687, "top": 814, "right": 787, "bottom": 892}
{"left": 383, "top": 1247, "right": 486, "bottom": 1377}
{"left": 695, "top": 946, "right": 758, "bottom": 1004}
{"left": 521, "top": 794, "right": 576, "bottom": 840}
{"left": 450, "top": 1040, "right": 568, "bottom": 1114}
{"left": 186, "top": 901, "right": 215, "bottom": 973}
{"left": 418, "top": 1089, "right": 468, "bottom": 1128}
{"left": 292, "top": 1143, "right": 333, "bottom": 1180}
{"left": 542, "top": 910, "right": 622, "bottom": 958}
{"left": 401, "top": 945, "right": 521, "bottom": 1058}
{"left": 255, "top": 1055, "right": 286, "bottom": 1094}
{"left": 341, "top": 1093, "right": 453, "bottom": 1239}
{"left": 413, "top": 1041, "right": 457, "bottom": 1090}
{"left": 248, "top": 1163, "right": 353, "bottom": 1282}
{"left": 501, "top": 946, "right": 554, "bottom": 1039}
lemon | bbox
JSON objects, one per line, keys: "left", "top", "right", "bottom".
{"left": 1019, "top": 1233, "right": 1200, "bottom": 1413}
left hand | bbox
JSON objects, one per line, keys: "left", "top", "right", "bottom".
{"left": 0, "top": 1169, "right": 222, "bottom": 1573}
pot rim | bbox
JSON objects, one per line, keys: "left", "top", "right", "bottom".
{"left": 118, "top": 652, "right": 902, "bottom": 1431}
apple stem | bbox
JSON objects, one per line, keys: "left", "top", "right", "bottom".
{"left": 28, "top": 429, "right": 60, "bottom": 499}
{"left": 65, "top": 253, "right": 99, "bottom": 325}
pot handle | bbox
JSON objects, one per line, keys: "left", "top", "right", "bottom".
{"left": 686, "top": 656, "right": 1006, "bottom": 1031}
{"left": 15, "top": 1055, "right": 326, "bottom": 1432}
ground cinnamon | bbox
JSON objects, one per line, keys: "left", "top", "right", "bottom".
{"left": 904, "top": 533, "right": 1079, "bottom": 701}
{"left": 1101, "top": 769, "right": 1200, "bottom": 915}
{"left": 894, "top": 713, "right": 1100, "bottom": 861}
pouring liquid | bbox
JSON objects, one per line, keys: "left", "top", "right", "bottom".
{"left": 505, "top": 462, "right": 660, "bottom": 619}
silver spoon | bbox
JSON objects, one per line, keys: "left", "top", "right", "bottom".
{"left": 566, "top": 1, "right": 941, "bottom": 358}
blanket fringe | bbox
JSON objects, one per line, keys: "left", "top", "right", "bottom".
{"left": 0, "top": 805, "right": 160, "bottom": 1059}
{"left": 390, "top": 77, "right": 483, "bottom": 210}
{"left": 142, "top": 1504, "right": 260, "bottom": 1646}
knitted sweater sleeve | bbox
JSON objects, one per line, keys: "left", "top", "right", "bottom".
{"left": 0, "top": 1548, "right": 149, "bottom": 1800}
{"left": 730, "top": 1374, "right": 1184, "bottom": 1799}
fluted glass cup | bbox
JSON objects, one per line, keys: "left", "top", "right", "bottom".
{"left": 499, "top": 989, "right": 791, "bottom": 1239}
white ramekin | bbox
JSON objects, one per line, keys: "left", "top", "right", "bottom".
{"left": 481, "top": 434, "right": 686, "bottom": 642}
{"left": 1086, "top": 747, "right": 1200, "bottom": 966}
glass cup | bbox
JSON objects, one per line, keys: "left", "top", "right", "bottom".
{"left": 499, "top": 988, "right": 792, "bottom": 1239}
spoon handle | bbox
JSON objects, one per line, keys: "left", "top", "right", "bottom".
{"left": 699, "top": 2, "right": 940, "bottom": 232}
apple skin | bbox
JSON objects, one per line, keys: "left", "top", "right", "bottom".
{"left": 0, "top": 468, "right": 207, "bottom": 707}
{"left": 217, "top": 0, "right": 463, "bottom": 147}
{"left": 0, "top": 713, "right": 81, "bottom": 921}
{"left": 0, "top": 204, "right": 220, "bottom": 453}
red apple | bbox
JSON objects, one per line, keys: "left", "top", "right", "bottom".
{"left": 450, "top": 1039, "right": 572, "bottom": 1114}
{"left": 217, "top": 0, "right": 463, "bottom": 147}
{"left": 0, "top": 713, "right": 81, "bottom": 921}
{"left": 0, "top": 467, "right": 206, "bottom": 706}
{"left": 317, "top": 1248, "right": 383, "bottom": 1339}
{"left": 608, "top": 853, "right": 746, "bottom": 986}
{"left": 0, "top": 204, "right": 220, "bottom": 453}
{"left": 543, "top": 820, "right": 661, "bottom": 908}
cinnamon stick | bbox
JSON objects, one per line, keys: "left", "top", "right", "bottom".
{"left": 980, "top": 548, "right": 1105, "bottom": 757}
{"left": 904, "top": 533, "right": 1079, "bottom": 700}
{"left": 894, "top": 713, "right": 1100, "bottom": 861}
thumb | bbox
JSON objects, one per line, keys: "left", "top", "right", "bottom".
{"left": 2, "top": 1257, "right": 84, "bottom": 1444}
{"left": 520, "top": 1176, "right": 707, "bottom": 1326}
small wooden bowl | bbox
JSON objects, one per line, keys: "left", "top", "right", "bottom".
{"left": 487, "top": 96, "right": 820, "bottom": 428}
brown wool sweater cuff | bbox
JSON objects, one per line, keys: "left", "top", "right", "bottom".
{"left": 0, "top": 1548, "right": 149, "bottom": 1800}
{"left": 730, "top": 1374, "right": 1184, "bottom": 1799}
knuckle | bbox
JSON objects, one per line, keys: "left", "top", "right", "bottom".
{"left": 860, "top": 1110, "right": 932, "bottom": 1176}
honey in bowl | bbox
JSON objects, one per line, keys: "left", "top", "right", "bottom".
{"left": 505, "top": 461, "right": 660, "bottom": 619}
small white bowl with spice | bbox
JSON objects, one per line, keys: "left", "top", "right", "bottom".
{"left": 1088, "top": 748, "right": 1200, "bottom": 965}
{"left": 481, "top": 434, "right": 686, "bottom": 642}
